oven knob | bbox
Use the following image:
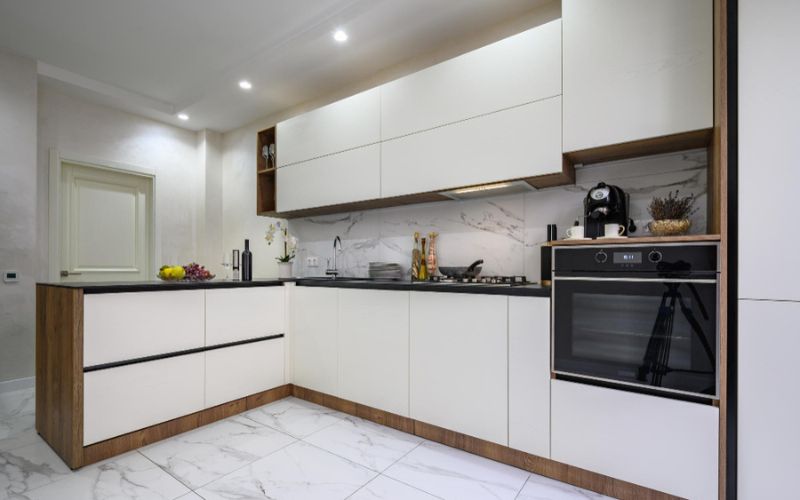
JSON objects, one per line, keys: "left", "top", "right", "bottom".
{"left": 648, "top": 250, "right": 663, "bottom": 263}
{"left": 594, "top": 250, "right": 608, "bottom": 264}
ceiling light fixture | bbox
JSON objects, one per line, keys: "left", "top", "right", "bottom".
{"left": 238, "top": 80, "right": 252, "bottom": 90}
{"left": 333, "top": 29, "right": 348, "bottom": 43}
{"left": 177, "top": 113, "right": 189, "bottom": 121}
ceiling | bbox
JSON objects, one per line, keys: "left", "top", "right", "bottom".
{"left": 0, "top": 0, "right": 552, "bottom": 132}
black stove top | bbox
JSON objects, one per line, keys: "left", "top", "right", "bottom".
{"left": 430, "top": 275, "right": 529, "bottom": 286}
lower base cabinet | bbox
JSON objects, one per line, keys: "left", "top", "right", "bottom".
{"left": 83, "top": 353, "right": 205, "bottom": 445}
{"left": 292, "top": 287, "right": 339, "bottom": 395}
{"left": 205, "top": 339, "right": 285, "bottom": 408}
{"left": 551, "top": 380, "right": 718, "bottom": 500}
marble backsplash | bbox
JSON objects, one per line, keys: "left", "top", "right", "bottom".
{"left": 287, "top": 149, "right": 708, "bottom": 282}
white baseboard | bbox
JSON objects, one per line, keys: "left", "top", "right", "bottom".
{"left": 0, "top": 376, "right": 35, "bottom": 393}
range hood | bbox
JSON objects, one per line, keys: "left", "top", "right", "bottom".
{"left": 439, "top": 180, "right": 537, "bottom": 201}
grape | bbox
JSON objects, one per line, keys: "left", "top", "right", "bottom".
{"left": 182, "top": 262, "right": 214, "bottom": 281}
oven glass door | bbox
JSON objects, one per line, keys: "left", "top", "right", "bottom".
{"left": 553, "top": 277, "right": 718, "bottom": 397}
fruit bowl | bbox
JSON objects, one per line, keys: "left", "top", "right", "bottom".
{"left": 158, "top": 263, "right": 215, "bottom": 281}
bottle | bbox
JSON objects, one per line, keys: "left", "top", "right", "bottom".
{"left": 426, "top": 232, "right": 438, "bottom": 276}
{"left": 242, "top": 239, "right": 253, "bottom": 281}
{"left": 418, "top": 238, "right": 428, "bottom": 281}
{"left": 232, "top": 249, "right": 240, "bottom": 281}
{"left": 411, "top": 232, "right": 421, "bottom": 280}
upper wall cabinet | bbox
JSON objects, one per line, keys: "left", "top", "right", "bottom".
{"left": 381, "top": 20, "right": 561, "bottom": 140}
{"left": 562, "top": 0, "right": 713, "bottom": 152}
{"left": 276, "top": 88, "right": 380, "bottom": 167}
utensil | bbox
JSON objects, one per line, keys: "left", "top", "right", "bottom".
{"left": 439, "top": 259, "right": 484, "bottom": 279}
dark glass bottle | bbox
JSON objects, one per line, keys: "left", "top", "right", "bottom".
{"left": 242, "top": 239, "right": 253, "bottom": 281}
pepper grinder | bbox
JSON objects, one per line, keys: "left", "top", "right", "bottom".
{"left": 232, "top": 249, "right": 240, "bottom": 281}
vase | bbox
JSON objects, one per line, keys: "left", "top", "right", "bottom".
{"left": 648, "top": 219, "right": 691, "bottom": 236}
{"left": 277, "top": 261, "right": 293, "bottom": 279}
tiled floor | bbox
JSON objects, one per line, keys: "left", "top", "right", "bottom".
{"left": 1, "top": 389, "right": 614, "bottom": 499}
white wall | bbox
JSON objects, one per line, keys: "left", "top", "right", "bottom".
{"left": 0, "top": 50, "right": 38, "bottom": 384}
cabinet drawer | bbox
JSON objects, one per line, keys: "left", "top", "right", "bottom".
{"left": 83, "top": 353, "right": 205, "bottom": 445}
{"left": 205, "top": 287, "right": 285, "bottom": 345}
{"left": 551, "top": 380, "right": 718, "bottom": 500}
{"left": 84, "top": 290, "right": 205, "bottom": 367}
{"left": 205, "top": 339, "right": 285, "bottom": 408}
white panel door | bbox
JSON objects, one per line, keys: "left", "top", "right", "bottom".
{"left": 410, "top": 292, "right": 508, "bottom": 444}
{"left": 83, "top": 353, "right": 205, "bottom": 445}
{"left": 277, "top": 144, "right": 380, "bottom": 212}
{"left": 381, "top": 97, "right": 561, "bottom": 198}
{"left": 277, "top": 87, "right": 380, "bottom": 167}
{"left": 738, "top": 299, "right": 800, "bottom": 499}
{"left": 84, "top": 290, "right": 205, "bottom": 367}
{"left": 291, "top": 287, "right": 338, "bottom": 395}
{"left": 562, "top": 0, "right": 713, "bottom": 152}
{"left": 508, "top": 296, "right": 550, "bottom": 458}
{"left": 205, "top": 339, "right": 285, "bottom": 408}
{"left": 381, "top": 20, "right": 561, "bottom": 139}
{"left": 338, "top": 289, "right": 410, "bottom": 416}
{"left": 60, "top": 162, "right": 153, "bottom": 282}
{"left": 551, "top": 380, "right": 718, "bottom": 500}
{"left": 205, "top": 287, "right": 285, "bottom": 345}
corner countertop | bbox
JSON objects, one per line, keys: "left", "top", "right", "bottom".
{"left": 39, "top": 278, "right": 551, "bottom": 297}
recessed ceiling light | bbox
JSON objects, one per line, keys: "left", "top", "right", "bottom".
{"left": 333, "top": 29, "right": 348, "bottom": 43}
{"left": 238, "top": 80, "right": 252, "bottom": 90}
{"left": 177, "top": 113, "right": 189, "bottom": 121}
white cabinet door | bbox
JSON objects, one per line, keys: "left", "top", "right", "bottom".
{"left": 84, "top": 290, "right": 205, "bottom": 367}
{"left": 382, "top": 97, "right": 561, "bottom": 198}
{"left": 562, "top": 0, "right": 713, "bottom": 151}
{"left": 205, "top": 339, "right": 285, "bottom": 408}
{"left": 738, "top": 300, "right": 800, "bottom": 499}
{"left": 205, "top": 287, "right": 285, "bottom": 346}
{"left": 381, "top": 20, "right": 561, "bottom": 140}
{"left": 277, "top": 88, "right": 380, "bottom": 167}
{"left": 277, "top": 144, "right": 380, "bottom": 213}
{"left": 338, "top": 289, "right": 410, "bottom": 416}
{"left": 83, "top": 353, "right": 205, "bottom": 445}
{"left": 410, "top": 292, "right": 508, "bottom": 445}
{"left": 508, "top": 297, "right": 550, "bottom": 458}
{"left": 551, "top": 380, "right": 718, "bottom": 500}
{"left": 291, "top": 287, "right": 338, "bottom": 395}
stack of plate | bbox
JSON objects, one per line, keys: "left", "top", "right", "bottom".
{"left": 368, "top": 262, "right": 404, "bottom": 281}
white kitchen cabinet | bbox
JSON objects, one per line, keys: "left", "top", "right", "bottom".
{"left": 205, "top": 287, "right": 285, "bottom": 345}
{"left": 338, "top": 289, "right": 410, "bottom": 416}
{"left": 381, "top": 20, "right": 561, "bottom": 140}
{"left": 277, "top": 144, "right": 380, "bottom": 213}
{"left": 562, "top": 0, "right": 713, "bottom": 152}
{"left": 83, "top": 353, "right": 205, "bottom": 445}
{"left": 508, "top": 296, "right": 550, "bottom": 458}
{"left": 205, "top": 339, "right": 285, "bottom": 408}
{"left": 738, "top": 300, "right": 800, "bottom": 499}
{"left": 276, "top": 88, "right": 380, "bottom": 167}
{"left": 410, "top": 292, "right": 508, "bottom": 445}
{"left": 291, "top": 286, "right": 338, "bottom": 395}
{"left": 382, "top": 96, "right": 561, "bottom": 198}
{"left": 551, "top": 380, "right": 718, "bottom": 500}
{"left": 84, "top": 290, "right": 205, "bottom": 367}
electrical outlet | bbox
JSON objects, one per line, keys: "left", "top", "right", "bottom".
{"left": 306, "top": 256, "right": 319, "bottom": 267}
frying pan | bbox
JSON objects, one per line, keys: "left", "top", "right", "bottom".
{"left": 438, "top": 259, "right": 484, "bottom": 279}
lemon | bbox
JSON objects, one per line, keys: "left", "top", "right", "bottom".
{"left": 172, "top": 266, "right": 185, "bottom": 280}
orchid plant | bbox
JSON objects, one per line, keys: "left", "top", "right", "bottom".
{"left": 265, "top": 221, "right": 297, "bottom": 262}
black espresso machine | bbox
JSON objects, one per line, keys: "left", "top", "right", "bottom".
{"left": 583, "top": 182, "right": 637, "bottom": 238}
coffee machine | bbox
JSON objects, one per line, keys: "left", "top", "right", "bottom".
{"left": 583, "top": 182, "right": 636, "bottom": 238}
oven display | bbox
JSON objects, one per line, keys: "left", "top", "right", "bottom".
{"left": 613, "top": 251, "right": 642, "bottom": 264}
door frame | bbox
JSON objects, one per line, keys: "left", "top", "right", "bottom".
{"left": 48, "top": 149, "right": 159, "bottom": 282}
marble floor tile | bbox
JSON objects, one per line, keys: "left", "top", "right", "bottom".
{"left": 139, "top": 415, "right": 296, "bottom": 489}
{"left": 383, "top": 441, "right": 529, "bottom": 500}
{"left": 0, "top": 441, "right": 71, "bottom": 499}
{"left": 349, "top": 475, "right": 442, "bottom": 500}
{"left": 0, "top": 390, "right": 36, "bottom": 453}
{"left": 175, "top": 493, "right": 204, "bottom": 500}
{"left": 304, "top": 415, "right": 423, "bottom": 472}
{"left": 196, "top": 441, "right": 377, "bottom": 500}
{"left": 244, "top": 397, "right": 345, "bottom": 439}
{"left": 516, "top": 474, "right": 615, "bottom": 500}
{"left": 24, "top": 451, "right": 189, "bottom": 500}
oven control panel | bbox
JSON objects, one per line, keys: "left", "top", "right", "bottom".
{"left": 554, "top": 243, "right": 719, "bottom": 274}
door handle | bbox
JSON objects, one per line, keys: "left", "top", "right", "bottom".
{"left": 60, "top": 270, "right": 82, "bottom": 277}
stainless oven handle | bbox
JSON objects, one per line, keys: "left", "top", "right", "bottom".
{"left": 552, "top": 276, "right": 718, "bottom": 284}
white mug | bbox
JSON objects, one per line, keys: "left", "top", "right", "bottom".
{"left": 565, "top": 226, "right": 584, "bottom": 239}
{"left": 604, "top": 223, "right": 625, "bottom": 237}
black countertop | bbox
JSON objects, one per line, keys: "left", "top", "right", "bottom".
{"left": 40, "top": 278, "right": 551, "bottom": 297}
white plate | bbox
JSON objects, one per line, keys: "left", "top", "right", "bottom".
{"left": 563, "top": 237, "right": 590, "bottom": 241}
{"left": 597, "top": 235, "right": 628, "bottom": 239}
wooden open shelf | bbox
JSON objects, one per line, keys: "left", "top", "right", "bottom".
{"left": 256, "top": 127, "right": 277, "bottom": 215}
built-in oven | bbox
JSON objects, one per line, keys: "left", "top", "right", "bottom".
{"left": 552, "top": 242, "right": 719, "bottom": 400}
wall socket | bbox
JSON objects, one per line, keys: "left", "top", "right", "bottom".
{"left": 306, "top": 256, "right": 319, "bottom": 267}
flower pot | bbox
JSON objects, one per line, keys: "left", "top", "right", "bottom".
{"left": 648, "top": 219, "right": 691, "bottom": 236}
{"left": 277, "top": 261, "right": 293, "bottom": 279}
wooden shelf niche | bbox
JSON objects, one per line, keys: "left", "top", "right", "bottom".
{"left": 257, "top": 127, "right": 277, "bottom": 215}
